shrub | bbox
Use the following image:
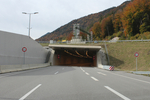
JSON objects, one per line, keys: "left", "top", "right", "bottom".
{"left": 116, "top": 31, "right": 123, "bottom": 37}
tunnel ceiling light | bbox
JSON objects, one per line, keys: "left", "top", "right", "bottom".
{"left": 64, "top": 50, "right": 81, "bottom": 58}
{"left": 86, "top": 51, "right": 92, "bottom": 58}
{"left": 75, "top": 50, "right": 89, "bottom": 58}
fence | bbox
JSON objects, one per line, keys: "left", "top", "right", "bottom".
{"left": 37, "top": 39, "right": 150, "bottom": 45}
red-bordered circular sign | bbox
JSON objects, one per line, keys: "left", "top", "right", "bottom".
{"left": 134, "top": 52, "right": 139, "bottom": 57}
{"left": 22, "top": 47, "right": 27, "bottom": 52}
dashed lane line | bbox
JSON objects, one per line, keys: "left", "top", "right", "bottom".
{"left": 19, "top": 84, "right": 41, "bottom": 100}
{"left": 91, "top": 76, "right": 99, "bottom": 81}
{"left": 54, "top": 71, "right": 59, "bottom": 75}
{"left": 105, "top": 86, "right": 130, "bottom": 100}
{"left": 85, "top": 72, "right": 90, "bottom": 75}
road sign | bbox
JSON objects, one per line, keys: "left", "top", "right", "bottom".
{"left": 134, "top": 52, "right": 139, "bottom": 57}
{"left": 22, "top": 47, "right": 27, "bottom": 52}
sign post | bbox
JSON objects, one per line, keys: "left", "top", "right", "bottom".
{"left": 134, "top": 52, "right": 139, "bottom": 71}
{"left": 22, "top": 47, "right": 27, "bottom": 64}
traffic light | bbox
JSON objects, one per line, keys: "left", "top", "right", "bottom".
{"left": 57, "top": 54, "right": 60, "bottom": 59}
{"left": 93, "top": 56, "right": 96, "bottom": 60}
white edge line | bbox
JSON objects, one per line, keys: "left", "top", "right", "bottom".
{"left": 104, "top": 86, "right": 130, "bottom": 100}
{"left": 111, "top": 72, "right": 150, "bottom": 84}
{"left": 91, "top": 76, "right": 99, "bottom": 81}
{"left": 99, "top": 69, "right": 150, "bottom": 84}
{"left": 19, "top": 84, "right": 42, "bottom": 100}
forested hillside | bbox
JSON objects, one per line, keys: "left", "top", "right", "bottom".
{"left": 92, "top": 0, "right": 150, "bottom": 40}
{"left": 36, "top": 0, "right": 150, "bottom": 41}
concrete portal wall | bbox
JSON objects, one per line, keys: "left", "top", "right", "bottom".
{"left": 97, "top": 50, "right": 103, "bottom": 68}
{"left": 0, "top": 30, "right": 48, "bottom": 65}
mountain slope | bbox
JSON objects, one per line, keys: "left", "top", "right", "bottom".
{"left": 36, "top": 1, "right": 130, "bottom": 41}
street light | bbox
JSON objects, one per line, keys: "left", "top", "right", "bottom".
{"left": 22, "top": 12, "right": 38, "bottom": 37}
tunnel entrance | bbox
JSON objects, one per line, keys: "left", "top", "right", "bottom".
{"left": 49, "top": 45, "right": 101, "bottom": 67}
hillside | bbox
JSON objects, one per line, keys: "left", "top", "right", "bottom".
{"left": 106, "top": 42, "right": 150, "bottom": 71}
{"left": 36, "top": 1, "right": 130, "bottom": 41}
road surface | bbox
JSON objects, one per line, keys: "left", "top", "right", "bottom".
{"left": 0, "top": 66, "right": 150, "bottom": 100}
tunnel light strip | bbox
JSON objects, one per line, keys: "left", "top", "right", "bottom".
{"left": 86, "top": 51, "right": 92, "bottom": 58}
{"left": 75, "top": 50, "right": 88, "bottom": 58}
{"left": 64, "top": 50, "right": 92, "bottom": 59}
{"left": 64, "top": 50, "right": 81, "bottom": 58}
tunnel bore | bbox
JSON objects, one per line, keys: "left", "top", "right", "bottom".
{"left": 53, "top": 48, "right": 97, "bottom": 67}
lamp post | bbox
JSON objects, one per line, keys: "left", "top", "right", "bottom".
{"left": 22, "top": 12, "right": 38, "bottom": 37}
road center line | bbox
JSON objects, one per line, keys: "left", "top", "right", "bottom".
{"left": 97, "top": 72, "right": 106, "bottom": 76}
{"left": 104, "top": 86, "right": 130, "bottom": 100}
{"left": 91, "top": 76, "right": 99, "bottom": 81}
{"left": 19, "top": 84, "right": 41, "bottom": 100}
{"left": 55, "top": 71, "right": 59, "bottom": 75}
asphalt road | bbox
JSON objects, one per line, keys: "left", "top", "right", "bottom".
{"left": 0, "top": 66, "right": 150, "bottom": 100}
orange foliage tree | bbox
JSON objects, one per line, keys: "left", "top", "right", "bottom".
{"left": 67, "top": 32, "right": 73, "bottom": 40}
{"left": 122, "top": 0, "right": 150, "bottom": 36}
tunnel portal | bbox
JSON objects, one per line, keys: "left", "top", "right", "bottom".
{"left": 49, "top": 45, "right": 101, "bottom": 67}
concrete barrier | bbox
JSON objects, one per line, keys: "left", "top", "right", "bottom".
{"left": 0, "top": 63, "right": 50, "bottom": 74}
{"left": 103, "top": 65, "right": 114, "bottom": 71}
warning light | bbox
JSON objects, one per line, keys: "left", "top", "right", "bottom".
{"left": 57, "top": 54, "right": 60, "bottom": 59}
{"left": 93, "top": 56, "right": 96, "bottom": 60}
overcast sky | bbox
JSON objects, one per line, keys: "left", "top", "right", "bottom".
{"left": 0, "top": 0, "right": 127, "bottom": 40}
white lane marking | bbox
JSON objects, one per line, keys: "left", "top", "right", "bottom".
{"left": 19, "top": 84, "right": 41, "bottom": 100}
{"left": 97, "top": 68, "right": 150, "bottom": 84}
{"left": 105, "top": 86, "right": 130, "bottom": 100}
{"left": 80, "top": 67, "right": 85, "bottom": 72}
{"left": 85, "top": 72, "right": 89, "bottom": 75}
{"left": 55, "top": 71, "right": 59, "bottom": 75}
{"left": 91, "top": 77, "right": 99, "bottom": 81}
{"left": 97, "top": 72, "right": 106, "bottom": 76}
{"left": 80, "top": 67, "right": 83, "bottom": 70}
{"left": 110, "top": 72, "right": 150, "bottom": 84}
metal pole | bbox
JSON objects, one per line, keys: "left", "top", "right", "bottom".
{"left": 24, "top": 52, "right": 25, "bottom": 64}
{"left": 28, "top": 14, "right": 31, "bottom": 37}
{"left": 136, "top": 57, "right": 137, "bottom": 71}
{"left": 22, "top": 12, "right": 38, "bottom": 37}
{"left": 105, "top": 42, "right": 110, "bottom": 64}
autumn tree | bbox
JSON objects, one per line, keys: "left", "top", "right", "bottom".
{"left": 113, "top": 10, "right": 123, "bottom": 33}
{"left": 67, "top": 32, "right": 73, "bottom": 40}
{"left": 122, "top": 0, "right": 150, "bottom": 36}
{"left": 101, "top": 15, "right": 114, "bottom": 38}
{"left": 92, "top": 22, "right": 101, "bottom": 40}
{"left": 79, "top": 31, "right": 87, "bottom": 40}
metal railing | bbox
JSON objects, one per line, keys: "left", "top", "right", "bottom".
{"left": 37, "top": 39, "right": 150, "bottom": 45}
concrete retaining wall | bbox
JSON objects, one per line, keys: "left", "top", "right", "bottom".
{"left": 0, "top": 30, "right": 48, "bottom": 65}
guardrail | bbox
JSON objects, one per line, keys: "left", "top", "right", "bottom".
{"left": 37, "top": 39, "right": 150, "bottom": 44}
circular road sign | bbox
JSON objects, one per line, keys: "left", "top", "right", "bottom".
{"left": 134, "top": 52, "right": 139, "bottom": 57}
{"left": 22, "top": 47, "right": 27, "bottom": 52}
